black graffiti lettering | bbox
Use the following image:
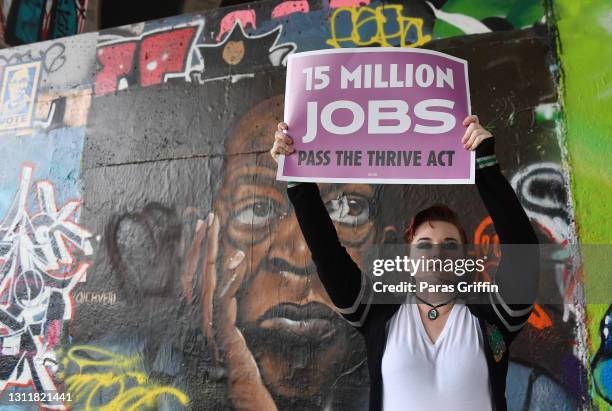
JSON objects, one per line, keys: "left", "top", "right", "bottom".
{"left": 41, "top": 43, "right": 67, "bottom": 73}
{"left": 0, "top": 43, "right": 66, "bottom": 74}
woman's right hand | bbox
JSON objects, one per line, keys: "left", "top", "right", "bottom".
{"left": 270, "top": 122, "right": 294, "bottom": 163}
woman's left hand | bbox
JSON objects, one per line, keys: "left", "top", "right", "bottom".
{"left": 461, "top": 115, "right": 492, "bottom": 150}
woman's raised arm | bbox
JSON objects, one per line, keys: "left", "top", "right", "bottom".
{"left": 272, "top": 122, "right": 374, "bottom": 329}
{"left": 466, "top": 116, "right": 540, "bottom": 338}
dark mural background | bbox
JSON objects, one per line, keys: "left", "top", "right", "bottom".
{"left": 0, "top": 0, "right": 599, "bottom": 409}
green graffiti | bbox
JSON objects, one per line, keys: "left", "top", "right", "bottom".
{"left": 555, "top": 0, "right": 612, "bottom": 408}
{"left": 431, "top": 0, "right": 545, "bottom": 39}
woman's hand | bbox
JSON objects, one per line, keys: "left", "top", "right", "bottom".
{"left": 461, "top": 115, "right": 492, "bottom": 150}
{"left": 270, "top": 122, "right": 294, "bottom": 163}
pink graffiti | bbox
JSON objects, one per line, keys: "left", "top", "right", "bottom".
{"left": 216, "top": 10, "right": 257, "bottom": 41}
{"left": 272, "top": 0, "right": 310, "bottom": 18}
{"left": 329, "top": 0, "right": 370, "bottom": 8}
{"left": 47, "top": 320, "right": 62, "bottom": 347}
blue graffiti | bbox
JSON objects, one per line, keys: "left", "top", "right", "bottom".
{"left": 507, "top": 362, "right": 578, "bottom": 410}
{"left": 593, "top": 305, "right": 612, "bottom": 403}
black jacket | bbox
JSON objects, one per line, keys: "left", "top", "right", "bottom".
{"left": 287, "top": 138, "right": 539, "bottom": 411}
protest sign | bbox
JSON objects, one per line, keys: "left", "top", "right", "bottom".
{"left": 277, "top": 48, "right": 473, "bottom": 184}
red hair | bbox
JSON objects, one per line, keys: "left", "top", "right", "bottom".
{"left": 404, "top": 204, "right": 468, "bottom": 244}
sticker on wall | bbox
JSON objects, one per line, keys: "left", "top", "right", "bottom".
{"left": 0, "top": 62, "right": 42, "bottom": 132}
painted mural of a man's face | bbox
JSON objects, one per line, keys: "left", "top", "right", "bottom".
{"left": 207, "top": 95, "right": 377, "bottom": 408}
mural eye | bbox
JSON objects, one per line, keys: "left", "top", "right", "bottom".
{"left": 326, "top": 195, "right": 370, "bottom": 225}
{"left": 234, "top": 198, "right": 278, "bottom": 227}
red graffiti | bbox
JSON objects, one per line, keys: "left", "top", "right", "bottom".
{"left": 475, "top": 216, "right": 554, "bottom": 331}
{"left": 329, "top": 0, "right": 370, "bottom": 8}
{"left": 474, "top": 216, "right": 501, "bottom": 258}
{"left": 217, "top": 10, "right": 257, "bottom": 42}
{"left": 95, "top": 42, "right": 137, "bottom": 96}
{"left": 140, "top": 29, "right": 197, "bottom": 87}
{"left": 46, "top": 319, "right": 62, "bottom": 347}
{"left": 528, "top": 304, "right": 552, "bottom": 330}
{"left": 95, "top": 26, "right": 198, "bottom": 96}
{"left": 272, "top": 0, "right": 310, "bottom": 18}
{"left": 473, "top": 216, "right": 500, "bottom": 282}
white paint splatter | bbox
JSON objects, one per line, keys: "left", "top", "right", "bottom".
{"left": 534, "top": 103, "right": 559, "bottom": 120}
{"left": 425, "top": 1, "right": 491, "bottom": 34}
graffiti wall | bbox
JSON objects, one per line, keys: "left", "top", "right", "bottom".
{"left": 0, "top": 0, "right": 606, "bottom": 409}
{"left": 0, "top": 32, "right": 96, "bottom": 409}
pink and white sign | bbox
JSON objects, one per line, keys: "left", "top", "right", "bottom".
{"left": 277, "top": 48, "right": 473, "bottom": 184}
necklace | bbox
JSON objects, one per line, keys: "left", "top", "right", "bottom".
{"left": 414, "top": 294, "right": 457, "bottom": 320}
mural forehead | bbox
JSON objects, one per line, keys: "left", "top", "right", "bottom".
{"left": 0, "top": 0, "right": 607, "bottom": 410}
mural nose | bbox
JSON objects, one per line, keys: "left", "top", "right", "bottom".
{"left": 268, "top": 257, "right": 315, "bottom": 278}
{"left": 270, "top": 213, "right": 312, "bottom": 266}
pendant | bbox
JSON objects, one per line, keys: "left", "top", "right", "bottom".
{"left": 428, "top": 308, "right": 439, "bottom": 320}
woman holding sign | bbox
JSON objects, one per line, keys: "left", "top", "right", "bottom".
{"left": 270, "top": 115, "right": 539, "bottom": 411}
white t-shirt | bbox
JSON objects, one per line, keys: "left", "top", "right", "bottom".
{"left": 381, "top": 297, "right": 492, "bottom": 411}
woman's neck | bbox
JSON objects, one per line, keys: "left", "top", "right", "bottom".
{"left": 416, "top": 301, "right": 454, "bottom": 317}
{"left": 415, "top": 291, "right": 457, "bottom": 306}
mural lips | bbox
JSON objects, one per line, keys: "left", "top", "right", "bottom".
{"left": 257, "top": 302, "right": 338, "bottom": 340}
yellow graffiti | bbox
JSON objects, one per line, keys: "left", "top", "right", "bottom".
{"left": 327, "top": 5, "right": 432, "bottom": 48}
{"left": 63, "top": 345, "right": 189, "bottom": 411}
